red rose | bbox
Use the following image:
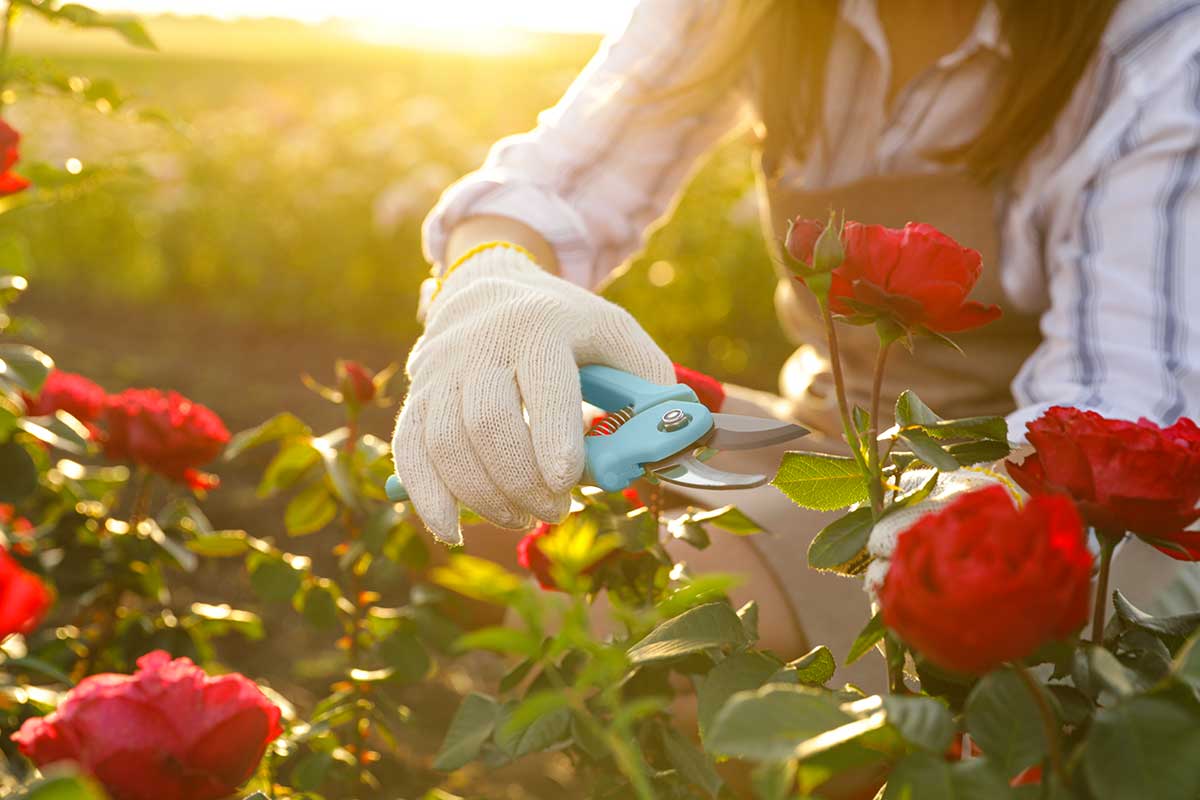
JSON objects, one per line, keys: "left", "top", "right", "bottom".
{"left": 672, "top": 363, "right": 725, "bottom": 413}
{"left": 879, "top": 486, "right": 1092, "bottom": 675}
{"left": 103, "top": 389, "right": 230, "bottom": 491}
{"left": 789, "top": 218, "right": 1001, "bottom": 334}
{"left": 0, "top": 546, "right": 51, "bottom": 638}
{"left": 517, "top": 523, "right": 558, "bottom": 590}
{"left": 1007, "top": 408, "right": 1200, "bottom": 559}
{"left": 13, "top": 651, "right": 282, "bottom": 800}
{"left": 337, "top": 360, "right": 376, "bottom": 406}
{"left": 24, "top": 370, "right": 107, "bottom": 425}
{"left": 0, "top": 120, "right": 29, "bottom": 196}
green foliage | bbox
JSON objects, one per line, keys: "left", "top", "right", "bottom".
{"left": 772, "top": 452, "right": 869, "bottom": 511}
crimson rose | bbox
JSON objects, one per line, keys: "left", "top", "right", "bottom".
{"left": 0, "top": 546, "right": 51, "bottom": 639}
{"left": 787, "top": 218, "right": 1001, "bottom": 334}
{"left": 1006, "top": 407, "right": 1200, "bottom": 559}
{"left": 0, "top": 120, "right": 29, "bottom": 196}
{"left": 24, "top": 369, "right": 107, "bottom": 425}
{"left": 879, "top": 486, "right": 1092, "bottom": 675}
{"left": 103, "top": 389, "right": 229, "bottom": 490}
{"left": 13, "top": 651, "right": 282, "bottom": 800}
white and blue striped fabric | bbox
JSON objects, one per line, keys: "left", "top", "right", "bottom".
{"left": 421, "top": 0, "right": 1200, "bottom": 436}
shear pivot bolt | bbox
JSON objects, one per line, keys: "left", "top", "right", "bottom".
{"left": 659, "top": 408, "right": 690, "bottom": 432}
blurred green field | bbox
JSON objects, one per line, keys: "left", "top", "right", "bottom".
{"left": 2, "top": 14, "right": 793, "bottom": 391}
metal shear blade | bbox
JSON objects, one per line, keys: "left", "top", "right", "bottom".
{"left": 646, "top": 414, "right": 808, "bottom": 490}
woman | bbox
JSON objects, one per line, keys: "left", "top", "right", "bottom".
{"left": 392, "top": 0, "right": 1200, "bottom": 684}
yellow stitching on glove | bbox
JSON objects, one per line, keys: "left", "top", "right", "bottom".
{"left": 430, "top": 241, "right": 539, "bottom": 302}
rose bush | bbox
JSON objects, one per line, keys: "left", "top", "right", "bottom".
{"left": 13, "top": 651, "right": 282, "bottom": 800}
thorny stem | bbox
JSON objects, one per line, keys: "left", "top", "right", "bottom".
{"left": 1013, "top": 664, "right": 1067, "bottom": 786}
{"left": 867, "top": 340, "right": 893, "bottom": 520}
{"left": 1091, "top": 532, "right": 1121, "bottom": 644}
{"left": 821, "top": 304, "right": 868, "bottom": 475}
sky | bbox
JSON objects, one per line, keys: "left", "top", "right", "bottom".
{"left": 81, "top": 1, "right": 639, "bottom": 34}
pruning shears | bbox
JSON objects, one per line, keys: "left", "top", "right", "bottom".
{"left": 385, "top": 364, "right": 808, "bottom": 501}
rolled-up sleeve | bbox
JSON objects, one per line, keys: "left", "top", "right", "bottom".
{"left": 1009, "top": 50, "right": 1200, "bottom": 437}
{"left": 421, "top": 0, "right": 751, "bottom": 288}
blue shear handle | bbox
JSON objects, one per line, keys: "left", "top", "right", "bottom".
{"left": 579, "top": 364, "right": 697, "bottom": 412}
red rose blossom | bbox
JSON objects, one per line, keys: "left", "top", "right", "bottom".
{"left": 517, "top": 523, "right": 559, "bottom": 590}
{"left": 0, "top": 120, "right": 30, "bottom": 196}
{"left": 24, "top": 369, "right": 107, "bottom": 425}
{"left": 879, "top": 486, "right": 1092, "bottom": 675}
{"left": 1006, "top": 407, "right": 1200, "bottom": 559}
{"left": 13, "top": 651, "right": 282, "bottom": 800}
{"left": 672, "top": 363, "right": 725, "bottom": 413}
{"left": 103, "top": 389, "right": 230, "bottom": 491}
{"left": 338, "top": 360, "right": 376, "bottom": 406}
{"left": 787, "top": 218, "right": 1001, "bottom": 334}
{"left": 0, "top": 546, "right": 50, "bottom": 639}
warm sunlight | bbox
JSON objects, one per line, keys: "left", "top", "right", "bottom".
{"left": 83, "top": 0, "right": 638, "bottom": 33}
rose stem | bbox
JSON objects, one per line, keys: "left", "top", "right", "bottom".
{"left": 341, "top": 412, "right": 371, "bottom": 787}
{"left": 1090, "top": 532, "right": 1120, "bottom": 644}
{"left": 1014, "top": 664, "right": 1066, "bottom": 785}
{"left": 821, "top": 305, "right": 868, "bottom": 475}
{"left": 866, "top": 340, "right": 893, "bottom": 519}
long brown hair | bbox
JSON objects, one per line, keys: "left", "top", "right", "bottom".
{"left": 671, "top": 0, "right": 1120, "bottom": 182}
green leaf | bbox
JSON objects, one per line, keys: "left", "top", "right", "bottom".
{"left": 772, "top": 452, "right": 868, "bottom": 511}
{"left": 807, "top": 506, "right": 873, "bottom": 575}
{"left": 300, "top": 581, "right": 340, "bottom": 630}
{"left": 883, "top": 752, "right": 1013, "bottom": 800}
{"left": 697, "top": 650, "right": 783, "bottom": 739}
{"left": 247, "top": 552, "right": 303, "bottom": 604}
{"left": 379, "top": 630, "right": 431, "bottom": 684}
{"left": 789, "top": 646, "right": 836, "bottom": 686}
{"left": 1173, "top": 630, "right": 1200, "bottom": 700}
{"left": 895, "top": 390, "right": 941, "bottom": 427}
{"left": 1084, "top": 695, "right": 1200, "bottom": 800}
{"left": 17, "top": 413, "right": 88, "bottom": 454}
{"left": 883, "top": 695, "right": 955, "bottom": 753}
{"left": 965, "top": 669, "right": 1049, "bottom": 779}
{"left": 752, "top": 760, "right": 798, "bottom": 800}
{"left": 433, "top": 692, "right": 500, "bottom": 771}
{"left": 948, "top": 440, "right": 1012, "bottom": 466}
{"left": 706, "top": 684, "right": 853, "bottom": 761}
{"left": 0, "top": 343, "right": 53, "bottom": 394}
{"left": 257, "top": 438, "right": 320, "bottom": 496}
{"left": 661, "top": 725, "right": 723, "bottom": 797}
{"left": 185, "top": 530, "right": 251, "bottom": 557}
{"left": 284, "top": 482, "right": 337, "bottom": 536}
{"left": 0, "top": 438, "right": 37, "bottom": 502}
{"left": 225, "top": 412, "right": 311, "bottom": 460}
{"left": 846, "top": 611, "right": 886, "bottom": 665}
{"left": 453, "top": 626, "right": 541, "bottom": 658}
{"left": 432, "top": 555, "right": 526, "bottom": 605}
{"left": 494, "top": 696, "right": 571, "bottom": 758}
{"left": 628, "top": 602, "right": 749, "bottom": 665}
{"left": 1113, "top": 589, "right": 1200, "bottom": 641}
{"left": 20, "top": 773, "right": 109, "bottom": 800}
{"left": 898, "top": 429, "right": 958, "bottom": 472}
{"left": 691, "top": 504, "right": 764, "bottom": 535}
{"left": 920, "top": 416, "right": 1008, "bottom": 442}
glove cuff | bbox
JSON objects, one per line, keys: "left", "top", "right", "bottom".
{"left": 419, "top": 240, "right": 542, "bottom": 321}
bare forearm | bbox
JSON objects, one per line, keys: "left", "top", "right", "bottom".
{"left": 445, "top": 215, "right": 560, "bottom": 274}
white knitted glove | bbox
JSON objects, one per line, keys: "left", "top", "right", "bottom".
{"left": 392, "top": 243, "right": 674, "bottom": 544}
{"left": 863, "top": 468, "right": 1021, "bottom": 601}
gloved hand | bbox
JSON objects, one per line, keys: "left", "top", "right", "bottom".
{"left": 392, "top": 242, "right": 674, "bottom": 544}
{"left": 863, "top": 467, "right": 1020, "bottom": 601}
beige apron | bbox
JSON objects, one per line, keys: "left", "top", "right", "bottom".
{"left": 673, "top": 168, "right": 1181, "bottom": 690}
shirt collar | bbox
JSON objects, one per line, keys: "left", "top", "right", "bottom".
{"left": 839, "top": 0, "right": 1011, "bottom": 65}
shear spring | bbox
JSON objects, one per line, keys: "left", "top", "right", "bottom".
{"left": 587, "top": 405, "right": 635, "bottom": 436}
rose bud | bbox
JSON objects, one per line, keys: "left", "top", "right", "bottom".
{"left": 0, "top": 546, "right": 51, "bottom": 638}
{"left": 0, "top": 120, "right": 30, "bottom": 196}
{"left": 337, "top": 360, "right": 377, "bottom": 407}
{"left": 785, "top": 217, "right": 824, "bottom": 267}
{"left": 879, "top": 486, "right": 1092, "bottom": 675}
{"left": 103, "top": 389, "right": 230, "bottom": 491}
{"left": 13, "top": 651, "right": 282, "bottom": 800}
{"left": 672, "top": 363, "right": 725, "bottom": 413}
{"left": 1007, "top": 408, "right": 1200, "bottom": 559}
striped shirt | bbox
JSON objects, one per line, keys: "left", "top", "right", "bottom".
{"left": 422, "top": 0, "right": 1200, "bottom": 434}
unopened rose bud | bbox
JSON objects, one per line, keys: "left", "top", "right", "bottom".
{"left": 811, "top": 210, "right": 845, "bottom": 273}
{"left": 784, "top": 217, "right": 824, "bottom": 268}
{"left": 338, "top": 360, "right": 376, "bottom": 407}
